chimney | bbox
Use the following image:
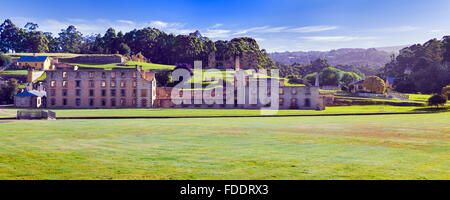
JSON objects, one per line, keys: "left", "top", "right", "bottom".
{"left": 38, "top": 82, "right": 44, "bottom": 91}
{"left": 235, "top": 56, "right": 240, "bottom": 71}
{"left": 27, "top": 68, "right": 34, "bottom": 83}
{"left": 315, "top": 72, "right": 320, "bottom": 87}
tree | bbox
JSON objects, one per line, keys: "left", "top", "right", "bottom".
{"left": 0, "top": 52, "right": 12, "bottom": 67}
{"left": 0, "top": 19, "right": 21, "bottom": 53}
{"left": 0, "top": 78, "right": 20, "bottom": 104}
{"left": 442, "top": 85, "right": 450, "bottom": 99}
{"left": 155, "top": 70, "right": 172, "bottom": 87}
{"left": 304, "top": 73, "right": 316, "bottom": 85}
{"left": 58, "top": 25, "right": 83, "bottom": 53}
{"left": 319, "top": 67, "right": 342, "bottom": 86}
{"left": 363, "top": 76, "right": 386, "bottom": 94}
{"left": 117, "top": 43, "right": 131, "bottom": 56}
{"left": 287, "top": 75, "right": 302, "bottom": 84}
{"left": 341, "top": 71, "right": 361, "bottom": 87}
{"left": 23, "top": 29, "right": 49, "bottom": 53}
{"left": 428, "top": 94, "right": 447, "bottom": 108}
{"left": 102, "top": 27, "right": 117, "bottom": 53}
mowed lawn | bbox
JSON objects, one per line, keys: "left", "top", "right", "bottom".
{"left": 0, "top": 113, "right": 448, "bottom": 180}
{"left": 0, "top": 105, "right": 434, "bottom": 118}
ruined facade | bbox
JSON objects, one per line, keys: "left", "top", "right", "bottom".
{"left": 44, "top": 65, "right": 156, "bottom": 109}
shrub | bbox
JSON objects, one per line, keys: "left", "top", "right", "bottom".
{"left": 428, "top": 94, "right": 447, "bottom": 108}
{"left": 0, "top": 52, "right": 12, "bottom": 67}
{"left": 442, "top": 85, "right": 450, "bottom": 99}
{"left": 363, "top": 76, "right": 386, "bottom": 94}
{"left": 287, "top": 75, "right": 302, "bottom": 84}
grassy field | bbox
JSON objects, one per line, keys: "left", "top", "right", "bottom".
{"left": 0, "top": 70, "right": 28, "bottom": 75}
{"left": 0, "top": 105, "right": 434, "bottom": 119}
{"left": 0, "top": 112, "right": 448, "bottom": 180}
{"left": 70, "top": 61, "right": 175, "bottom": 71}
{"left": 408, "top": 94, "right": 432, "bottom": 102}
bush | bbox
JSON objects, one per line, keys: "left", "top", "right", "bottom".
{"left": 363, "top": 76, "right": 386, "bottom": 94}
{"left": 428, "top": 94, "right": 447, "bottom": 108}
{"left": 442, "top": 85, "right": 450, "bottom": 99}
{"left": 0, "top": 52, "right": 12, "bottom": 67}
{"left": 287, "top": 75, "right": 302, "bottom": 84}
{"left": 118, "top": 43, "right": 131, "bottom": 57}
{"left": 155, "top": 70, "right": 172, "bottom": 87}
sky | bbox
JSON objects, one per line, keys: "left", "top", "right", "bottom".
{"left": 1, "top": 0, "right": 450, "bottom": 52}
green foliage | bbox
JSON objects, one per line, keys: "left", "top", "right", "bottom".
{"left": 319, "top": 67, "right": 342, "bottom": 86}
{"left": 0, "top": 78, "right": 20, "bottom": 104}
{"left": 287, "top": 74, "right": 302, "bottom": 84}
{"left": 117, "top": 43, "right": 131, "bottom": 56}
{"left": 442, "top": 85, "right": 450, "bottom": 99}
{"left": 1, "top": 19, "right": 275, "bottom": 69}
{"left": 304, "top": 73, "right": 316, "bottom": 85}
{"left": 341, "top": 71, "right": 362, "bottom": 86}
{"left": 428, "top": 94, "right": 447, "bottom": 108}
{"left": 58, "top": 25, "right": 83, "bottom": 53}
{"left": 384, "top": 38, "right": 450, "bottom": 94}
{"left": 155, "top": 70, "right": 172, "bottom": 87}
{"left": 0, "top": 52, "right": 12, "bottom": 66}
{"left": 363, "top": 76, "right": 386, "bottom": 94}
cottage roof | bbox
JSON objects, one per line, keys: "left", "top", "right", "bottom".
{"left": 350, "top": 79, "right": 365, "bottom": 85}
{"left": 15, "top": 90, "right": 47, "bottom": 97}
{"left": 18, "top": 56, "right": 49, "bottom": 62}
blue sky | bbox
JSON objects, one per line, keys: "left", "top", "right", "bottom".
{"left": 1, "top": 0, "right": 450, "bottom": 52}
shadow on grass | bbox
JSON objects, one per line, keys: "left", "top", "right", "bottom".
{"left": 413, "top": 106, "right": 449, "bottom": 113}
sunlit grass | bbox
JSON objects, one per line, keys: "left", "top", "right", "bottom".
{"left": 0, "top": 113, "right": 448, "bottom": 179}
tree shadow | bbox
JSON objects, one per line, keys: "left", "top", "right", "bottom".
{"left": 413, "top": 106, "right": 449, "bottom": 112}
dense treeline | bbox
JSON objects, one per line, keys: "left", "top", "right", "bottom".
{"left": 275, "top": 58, "right": 362, "bottom": 87}
{"left": 275, "top": 58, "right": 365, "bottom": 79}
{"left": 0, "top": 19, "right": 274, "bottom": 68}
{"left": 383, "top": 37, "right": 450, "bottom": 94}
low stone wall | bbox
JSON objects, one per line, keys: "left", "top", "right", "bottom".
{"left": 332, "top": 97, "right": 425, "bottom": 106}
{"left": 59, "top": 55, "right": 124, "bottom": 64}
{"left": 17, "top": 110, "right": 56, "bottom": 120}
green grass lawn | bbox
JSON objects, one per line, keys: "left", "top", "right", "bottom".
{"left": 0, "top": 105, "right": 433, "bottom": 118}
{"left": 0, "top": 70, "right": 28, "bottom": 75}
{"left": 69, "top": 61, "right": 175, "bottom": 71}
{"left": 408, "top": 94, "right": 432, "bottom": 101}
{"left": 0, "top": 113, "right": 448, "bottom": 180}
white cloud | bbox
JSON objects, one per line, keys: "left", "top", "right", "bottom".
{"left": 211, "top": 23, "right": 223, "bottom": 28}
{"left": 301, "top": 36, "right": 376, "bottom": 42}
{"left": 430, "top": 29, "right": 442, "bottom": 33}
{"left": 117, "top": 20, "right": 135, "bottom": 25}
{"left": 234, "top": 26, "right": 290, "bottom": 35}
{"left": 372, "top": 25, "right": 420, "bottom": 32}
{"left": 203, "top": 29, "right": 231, "bottom": 38}
{"left": 150, "top": 20, "right": 168, "bottom": 28}
{"left": 290, "top": 25, "right": 338, "bottom": 33}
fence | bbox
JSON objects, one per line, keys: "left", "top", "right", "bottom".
{"left": 17, "top": 110, "right": 56, "bottom": 120}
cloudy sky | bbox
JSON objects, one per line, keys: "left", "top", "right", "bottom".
{"left": 1, "top": 0, "right": 450, "bottom": 52}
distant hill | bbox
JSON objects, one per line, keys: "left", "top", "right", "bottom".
{"left": 374, "top": 45, "right": 409, "bottom": 54}
{"left": 269, "top": 48, "right": 396, "bottom": 68}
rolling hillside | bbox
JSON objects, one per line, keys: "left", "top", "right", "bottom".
{"left": 269, "top": 48, "right": 396, "bottom": 67}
